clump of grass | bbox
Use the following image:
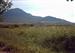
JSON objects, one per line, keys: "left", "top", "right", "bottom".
{"left": 0, "top": 41, "right": 20, "bottom": 53}
{"left": 41, "top": 35, "right": 75, "bottom": 53}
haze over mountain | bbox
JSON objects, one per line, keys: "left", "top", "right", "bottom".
{"left": 2, "top": 8, "right": 73, "bottom": 25}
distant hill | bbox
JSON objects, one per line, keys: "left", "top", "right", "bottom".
{"left": 2, "top": 8, "right": 73, "bottom": 25}
{"left": 40, "top": 16, "right": 72, "bottom": 25}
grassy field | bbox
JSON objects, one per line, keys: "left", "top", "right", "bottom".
{"left": 0, "top": 25, "right": 75, "bottom": 53}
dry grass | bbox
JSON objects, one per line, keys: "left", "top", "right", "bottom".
{"left": 0, "top": 25, "right": 75, "bottom": 53}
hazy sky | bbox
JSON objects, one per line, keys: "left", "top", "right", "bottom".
{"left": 12, "top": 0, "right": 75, "bottom": 23}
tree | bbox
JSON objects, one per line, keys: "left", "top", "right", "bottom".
{"left": 66, "top": 0, "right": 73, "bottom": 1}
{"left": 0, "top": 0, "right": 12, "bottom": 14}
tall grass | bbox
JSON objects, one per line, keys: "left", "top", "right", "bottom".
{"left": 0, "top": 25, "right": 75, "bottom": 53}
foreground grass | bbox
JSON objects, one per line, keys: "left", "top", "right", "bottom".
{"left": 0, "top": 25, "right": 75, "bottom": 53}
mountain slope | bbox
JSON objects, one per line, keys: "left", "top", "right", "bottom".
{"left": 41, "top": 16, "right": 72, "bottom": 25}
{"left": 2, "top": 8, "right": 73, "bottom": 25}
{"left": 3, "top": 8, "right": 42, "bottom": 23}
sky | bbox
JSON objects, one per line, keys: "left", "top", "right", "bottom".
{"left": 12, "top": 0, "right": 75, "bottom": 23}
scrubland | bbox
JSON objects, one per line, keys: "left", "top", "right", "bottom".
{"left": 0, "top": 25, "right": 75, "bottom": 53}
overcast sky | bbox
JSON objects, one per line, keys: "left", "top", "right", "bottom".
{"left": 12, "top": 0, "right": 75, "bottom": 23}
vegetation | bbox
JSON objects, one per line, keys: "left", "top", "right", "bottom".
{"left": 0, "top": 25, "right": 75, "bottom": 53}
{"left": 0, "top": 0, "right": 12, "bottom": 14}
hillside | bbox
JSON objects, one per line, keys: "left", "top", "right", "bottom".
{"left": 2, "top": 8, "right": 73, "bottom": 25}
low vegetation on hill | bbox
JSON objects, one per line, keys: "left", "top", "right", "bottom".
{"left": 0, "top": 25, "right": 75, "bottom": 53}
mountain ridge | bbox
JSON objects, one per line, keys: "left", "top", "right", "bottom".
{"left": 2, "top": 8, "right": 73, "bottom": 25}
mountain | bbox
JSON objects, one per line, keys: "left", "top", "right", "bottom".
{"left": 40, "top": 16, "right": 72, "bottom": 25}
{"left": 2, "top": 8, "right": 73, "bottom": 25}
{"left": 3, "top": 8, "right": 42, "bottom": 23}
